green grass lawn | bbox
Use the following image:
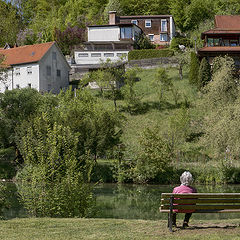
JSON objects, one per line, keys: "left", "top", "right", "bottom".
{"left": 1, "top": 218, "right": 240, "bottom": 240}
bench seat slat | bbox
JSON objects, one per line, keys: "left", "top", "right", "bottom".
{"left": 161, "top": 193, "right": 240, "bottom": 198}
{"left": 160, "top": 209, "right": 240, "bottom": 213}
{"left": 160, "top": 204, "right": 240, "bottom": 210}
{"left": 161, "top": 199, "right": 240, "bottom": 204}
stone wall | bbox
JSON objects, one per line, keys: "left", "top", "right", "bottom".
{"left": 126, "top": 57, "right": 178, "bottom": 69}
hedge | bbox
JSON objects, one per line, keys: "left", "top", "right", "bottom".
{"left": 128, "top": 49, "right": 174, "bottom": 60}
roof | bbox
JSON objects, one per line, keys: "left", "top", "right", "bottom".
{"left": 198, "top": 46, "right": 240, "bottom": 52}
{"left": 0, "top": 42, "right": 55, "bottom": 66}
{"left": 202, "top": 15, "right": 240, "bottom": 38}
{"left": 215, "top": 15, "right": 240, "bottom": 29}
{"left": 119, "top": 15, "right": 173, "bottom": 19}
{"left": 89, "top": 23, "right": 138, "bottom": 28}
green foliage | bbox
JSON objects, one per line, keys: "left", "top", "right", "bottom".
{"left": 0, "top": 0, "right": 22, "bottom": 46}
{"left": 128, "top": 49, "right": 174, "bottom": 60}
{"left": 121, "top": 68, "right": 142, "bottom": 114}
{"left": 134, "top": 34, "right": 155, "bottom": 50}
{"left": 0, "top": 88, "right": 44, "bottom": 148}
{"left": 16, "top": 117, "right": 95, "bottom": 217}
{"left": 189, "top": 52, "right": 200, "bottom": 85}
{"left": 133, "top": 127, "right": 172, "bottom": 183}
{"left": 170, "top": 37, "right": 191, "bottom": 51}
{"left": 203, "top": 56, "right": 237, "bottom": 109}
{"left": 153, "top": 67, "right": 172, "bottom": 102}
{"left": 198, "top": 57, "right": 211, "bottom": 89}
{"left": 0, "top": 182, "right": 7, "bottom": 217}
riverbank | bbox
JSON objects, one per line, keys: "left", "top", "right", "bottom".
{"left": 1, "top": 218, "right": 240, "bottom": 240}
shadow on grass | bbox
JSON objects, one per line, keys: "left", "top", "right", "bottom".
{"left": 119, "top": 101, "right": 186, "bottom": 115}
{"left": 175, "top": 224, "right": 238, "bottom": 231}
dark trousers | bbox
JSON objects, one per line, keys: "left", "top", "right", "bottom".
{"left": 172, "top": 212, "right": 192, "bottom": 225}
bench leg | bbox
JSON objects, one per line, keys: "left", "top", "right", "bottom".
{"left": 168, "top": 196, "right": 174, "bottom": 232}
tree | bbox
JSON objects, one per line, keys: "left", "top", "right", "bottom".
{"left": 169, "top": 0, "right": 191, "bottom": 32}
{"left": 198, "top": 57, "right": 211, "bottom": 89}
{"left": 202, "top": 56, "right": 237, "bottom": 109}
{"left": 103, "top": 0, "right": 124, "bottom": 21}
{"left": 174, "top": 49, "right": 191, "bottom": 80}
{"left": 134, "top": 34, "right": 155, "bottom": 50}
{"left": 0, "top": 0, "right": 22, "bottom": 46}
{"left": 122, "top": 67, "right": 142, "bottom": 113}
{"left": 54, "top": 25, "right": 86, "bottom": 55}
{"left": 183, "top": 0, "right": 214, "bottom": 31}
{"left": 16, "top": 115, "right": 94, "bottom": 217}
{"left": 133, "top": 126, "right": 172, "bottom": 183}
{"left": 189, "top": 52, "right": 200, "bottom": 86}
{"left": 153, "top": 67, "right": 172, "bottom": 102}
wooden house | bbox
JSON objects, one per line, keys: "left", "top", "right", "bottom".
{"left": 109, "top": 11, "right": 176, "bottom": 45}
{"left": 198, "top": 15, "right": 240, "bottom": 67}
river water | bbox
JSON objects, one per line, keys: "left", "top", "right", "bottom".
{"left": 3, "top": 183, "right": 240, "bottom": 220}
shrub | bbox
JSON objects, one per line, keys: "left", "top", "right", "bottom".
{"left": 189, "top": 52, "right": 200, "bottom": 85}
{"left": 198, "top": 57, "right": 211, "bottom": 89}
{"left": 128, "top": 49, "right": 174, "bottom": 60}
{"left": 170, "top": 37, "right": 191, "bottom": 51}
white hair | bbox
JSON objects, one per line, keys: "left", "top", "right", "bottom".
{"left": 180, "top": 171, "right": 193, "bottom": 186}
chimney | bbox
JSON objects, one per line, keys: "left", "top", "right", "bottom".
{"left": 109, "top": 11, "right": 117, "bottom": 25}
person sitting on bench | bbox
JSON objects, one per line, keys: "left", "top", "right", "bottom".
{"left": 172, "top": 171, "right": 197, "bottom": 228}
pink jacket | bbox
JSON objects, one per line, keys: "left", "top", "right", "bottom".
{"left": 172, "top": 185, "right": 197, "bottom": 213}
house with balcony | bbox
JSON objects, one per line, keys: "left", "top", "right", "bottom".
{"left": 108, "top": 11, "right": 175, "bottom": 45}
{"left": 198, "top": 15, "right": 240, "bottom": 67}
{"left": 74, "top": 22, "right": 142, "bottom": 65}
{"left": 0, "top": 42, "right": 70, "bottom": 93}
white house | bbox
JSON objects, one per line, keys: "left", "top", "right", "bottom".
{"left": 74, "top": 23, "right": 142, "bottom": 65}
{"left": 0, "top": 42, "right": 70, "bottom": 94}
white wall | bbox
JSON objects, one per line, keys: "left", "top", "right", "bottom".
{"left": 74, "top": 51, "right": 128, "bottom": 65}
{"left": 0, "top": 64, "right": 40, "bottom": 93}
{"left": 39, "top": 44, "right": 70, "bottom": 94}
{"left": 88, "top": 26, "right": 120, "bottom": 42}
{"left": 170, "top": 17, "right": 176, "bottom": 41}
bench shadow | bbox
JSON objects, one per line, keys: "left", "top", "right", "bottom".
{"left": 176, "top": 225, "right": 238, "bottom": 230}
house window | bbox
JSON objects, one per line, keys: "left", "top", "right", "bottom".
{"left": 5, "top": 86, "right": 8, "bottom": 90}
{"left": 148, "top": 34, "right": 154, "bottom": 42}
{"left": 117, "top": 53, "right": 127, "bottom": 58}
{"left": 28, "top": 83, "right": 31, "bottom": 88}
{"left": 16, "top": 84, "right": 20, "bottom": 89}
{"left": 78, "top": 53, "right": 88, "bottom": 57}
{"left": 230, "top": 40, "right": 238, "bottom": 46}
{"left": 223, "top": 39, "right": 230, "bottom": 46}
{"left": 104, "top": 53, "right": 114, "bottom": 57}
{"left": 57, "top": 69, "right": 61, "bottom": 77}
{"left": 91, "top": 53, "right": 101, "bottom": 57}
{"left": 46, "top": 66, "right": 51, "bottom": 76}
{"left": 161, "top": 19, "right": 167, "bottom": 32}
{"left": 120, "top": 27, "right": 132, "bottom": 39}
{"left": 52, "top": 52, "right": 56, "bottom": 60}
{"left": 160, "top": 34, "right": 168, "bottom": 41}
{"left": 207, "top": 38, "right": 214, "bottom": 46}
{"left": 27, "top": 66, "right": 32, "bottom": 74}
{"left": 15, "top": 68, "right": 20, "bottom": 76}
{"left": 131, "top": 20, "right": 138, "bottom": 25}
{"left": 145, "top": 20, "right": 151, "bottom": 28}
{"left": 213, "top": 38, "right": 220, "bottom": 46}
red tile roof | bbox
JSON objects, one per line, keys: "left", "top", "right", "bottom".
{"left": 0, "top": 42, "right": 55, "bottom": 66}
{"left": 198, "top": 46, "right": 240, "bottom": 52}
{"left": 215, "top": 15, "right": 240, "bottom": 29}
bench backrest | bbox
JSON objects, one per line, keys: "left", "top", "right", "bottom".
{"left": 160, "top": 193, "right": 240, "bottom": 213}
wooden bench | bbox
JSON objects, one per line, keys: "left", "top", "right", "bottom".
{"left": 160, "top": 193, "right": 240, "bottom": 232}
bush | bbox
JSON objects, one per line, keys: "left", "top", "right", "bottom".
{"left": 189, "top": 52, "right": 200, "bottom": 85}
{"left": 198, "top": 57, "right": 211, "bottom": 89}
{"left": 170, "top": 37, "right": 191, "bottom": 51}
{"left": 128, "top": 49, "right": 174, "bottom": 60}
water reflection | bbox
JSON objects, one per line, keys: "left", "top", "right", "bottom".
{"left": 94, "top": 184, "right": 240, "bottom": 220}
{"left": 3, "top": 183, "right": 240, "bottom": 220}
